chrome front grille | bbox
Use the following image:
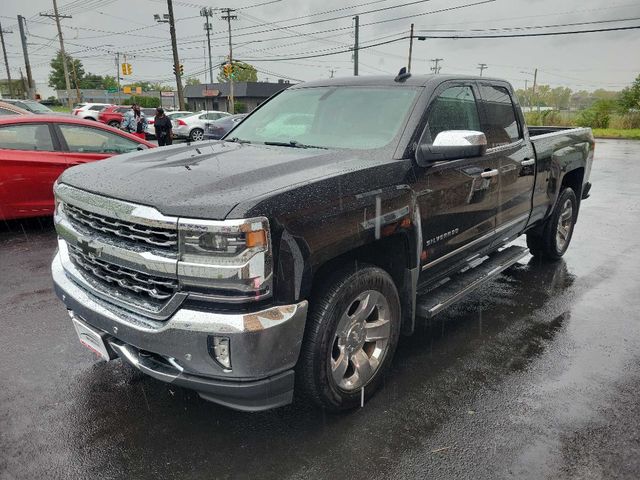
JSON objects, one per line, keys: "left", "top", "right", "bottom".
{"left": 68, "top": 243, "right": 178, "bottom": 302}
{"left": 65, "top": 203, "right": 178, "bottom": 250}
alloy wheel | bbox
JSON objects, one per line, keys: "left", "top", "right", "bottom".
{"left": 330, "top": 290, "right": 391, "bottom": 391}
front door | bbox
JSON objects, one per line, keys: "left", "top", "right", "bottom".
{"left": 415, "top": 82, "right": 501, "bottom": 276}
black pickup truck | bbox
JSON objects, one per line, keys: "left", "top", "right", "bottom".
{"left": 52, "top": 74, "right": 594, "bottom": 411}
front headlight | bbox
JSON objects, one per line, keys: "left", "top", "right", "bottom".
{"left": 177, "top": 217, "right": 272, "bottom": 302}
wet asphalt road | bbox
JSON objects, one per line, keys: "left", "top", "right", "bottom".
{"left": 1, "top": 139, "right": 640, "bottom": 480}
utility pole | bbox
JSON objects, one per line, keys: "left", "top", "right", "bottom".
{"left": 353, "top": 15, "right": 359, "bottom": 76}
{"left": 477, "top": 63, "right": 487, "bottom": 76}
{"left": 221, "top": 8, "right": 237, "bottom": 114}
{"left": 166, "top": 0, "right": 185, "bottom": 110}
{"left": 17, "top": 16, "right": 35, "bottom": 99}
{"left": 0, "top": 23, "right": 13, "bottom": 97}
{"left": 40, "top": 1, "right": 73, "bottom": 108}
{"left": 532, "top": 68, "right": 538, "bottom": 113}
{"left": 200, "top": 7, "right": 214, "bottom": 85}
{"left": 407, "top": 23, "right": 415, "bottom": 73}
{"left": 115, "top": 52, "right": 122, "bottom": 104}
{"left": 430, "top": 58, "right": 443, "bottom": 74}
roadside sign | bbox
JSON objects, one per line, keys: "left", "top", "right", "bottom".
{"left": 106, "top": 88, "right": 118, "bottom": 93}
{"left": 161, "top": 91, "right": 174, "bottom": 97}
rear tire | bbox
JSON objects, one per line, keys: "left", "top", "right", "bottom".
{"left": 297, "top": 264, "right": 401, "bottom": 411}
{"left": 189, "top": 128, "right": 204, "bottom": 141}
{"left": 108, "top": 121, "right": 120, "bottom": 128}
{"left": 527, "top": 187, "right": 578, "bottom": 260}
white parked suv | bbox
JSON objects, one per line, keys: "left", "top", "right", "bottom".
{"left": 72, "top": 103, "right": 112, "bottom": 121}
{"left": 173, "top": 110, "right": 230, "bottom": 141}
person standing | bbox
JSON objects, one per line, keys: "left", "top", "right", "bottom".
{"left": 121, "top": 104, "right": 147, "bottom": 140}
{"left": 154, "top": 107, "right": 173, "bottom": 146}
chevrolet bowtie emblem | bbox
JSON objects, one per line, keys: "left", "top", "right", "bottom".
{"left": 78, "top": 238, "right": 102, "bottom": 258}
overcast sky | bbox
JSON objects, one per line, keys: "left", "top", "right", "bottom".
{"left": 1, "top": 0, "right": 639, "bottom": 97}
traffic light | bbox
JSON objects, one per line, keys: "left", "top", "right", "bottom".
{"left": 223, "top": 63, "right": 233, "bottom": 78}
{"left": 121, "top": 63, "right": 132, "bottom": 75}
{"left": 173, "top": 64, "right": 184, "bottom": 76}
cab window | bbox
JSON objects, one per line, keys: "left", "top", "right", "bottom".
{"left": 479, "top": 85, "right": 521, "bottom": 148}
{"left": 426, "top": 86, "right": 481, "bottom": 142}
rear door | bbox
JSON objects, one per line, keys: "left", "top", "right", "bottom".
{"left": 416, "top": 82, "right": 501, "bottom": 274}
{"left": 0, "top": 122, "right": 67, "bottom": 219}
{"left": 476, "top": 82, "right": 535, "bottom": 240}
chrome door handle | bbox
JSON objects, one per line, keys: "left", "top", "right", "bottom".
{"left": 480, "top": 169, "right": 499, "bottom": 178}
{"left": 521, "top": 159, "right": 535, "bottom": 166}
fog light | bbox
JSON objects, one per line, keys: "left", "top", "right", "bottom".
{"left": 208, "top": 336, "right": 231, "bottom": 370}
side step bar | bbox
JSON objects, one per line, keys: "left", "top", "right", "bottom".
{"left": 416, "top": 245, "right": 529, "bottom": 319}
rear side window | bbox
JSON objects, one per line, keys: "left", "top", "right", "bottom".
{"left": 0, "top": 124, "right": 55, "bottom": 151}
{"left": 426, "top": 85, "right": 481, "bottom": 141}
{"left": 89, "top": 105, "right": 105, "bottom": 111}
{"left": 479, "top": 85, "right": 521, "bottom": 148}
{"left": 0, "top": 107, "right": 18, "bottom": 115}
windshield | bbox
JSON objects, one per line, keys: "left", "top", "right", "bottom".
{"left": 23, "top": 101, "right": 53, "bottom": 113}
{"left": 229, "top": 86, "right": 419, "bottom": 149}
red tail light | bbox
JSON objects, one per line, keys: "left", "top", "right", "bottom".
{"left": 177, "top": 119, "right": 187, "bottom": 126}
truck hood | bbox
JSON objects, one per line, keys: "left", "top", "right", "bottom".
{"left": 59, "top": 141, "right": 374, "bottom": 219}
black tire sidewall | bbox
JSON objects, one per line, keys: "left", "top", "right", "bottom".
{"left": 546, "top": 187, "right": 578, "bottom": 258}
{"left": 303, "top": 266, "right": 401, "bottom": 410}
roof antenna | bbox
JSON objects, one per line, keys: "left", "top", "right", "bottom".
{"left": 394, "top": 67, "right": 411, "bottom": 83}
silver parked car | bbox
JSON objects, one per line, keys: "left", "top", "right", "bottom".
{"left": 145, "top": 110, "right": 193, "bottom": 138}
{"left": 173, "top": 110, "right": 231, "bottom": 141}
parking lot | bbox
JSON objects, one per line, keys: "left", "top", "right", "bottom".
{"left": 1, "top": 139, "right": 639, "bottom": 479}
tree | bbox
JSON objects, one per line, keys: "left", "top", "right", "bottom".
{"left": 618, "top": 74, "right": 640, "bottom": 112}
{"left": 185, "top": 77, "right": 201, "bottom": 86}
{"left": 149, "top": 82, "right": 173, "bottom": 92}
{"left": 548, "top": 87, "right": 572, "bottom": 110}
{"left": 217, "top": 61, "right": 258, "bottom": 83}
{"left": 49, "top": 51, "right": 85, "bottom": 90}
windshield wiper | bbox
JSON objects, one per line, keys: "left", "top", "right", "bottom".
{"left": 263, "top": 140, "right": 328, "bottom": 150}
{"left": 227, "top": 137, "right": 251, "bottom": 144}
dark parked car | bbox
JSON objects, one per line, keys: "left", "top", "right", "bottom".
{"left": 204, "top": 114, "right": 247, "bottom": 140}
{"left": 1, "top": 98, "right": 55, "bottom": 114}
{"left": 52, "top": 74, "right": 594, "bottom": 412}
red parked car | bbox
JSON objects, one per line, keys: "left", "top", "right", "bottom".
{"left": 0, "top": 115, "right": 154, "bottom": 221}
{"left": 97, "top": 105, "right": 130, "bottom": 128}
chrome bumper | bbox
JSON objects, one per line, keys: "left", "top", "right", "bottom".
{"left": 52, "top": 250, "right": 308, "bottom": 410}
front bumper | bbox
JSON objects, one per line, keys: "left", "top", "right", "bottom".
{"left": 52, "top": 251, "right": 308, "bottom": 411}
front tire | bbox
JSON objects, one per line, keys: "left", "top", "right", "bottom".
{"left": 527, "top": 187, "right": 578, "bottom": 260}
{"left": 297, "top": 264, "right": 401, "bottom": 410}
{"left": 108, "top": 120, "right": 121, "bottom": 128}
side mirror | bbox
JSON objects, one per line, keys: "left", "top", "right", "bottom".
{"left": 416, "top": 130, "right": 487, "bottom": 166}
{"left": 136, "top": 144, "right": 149, "bottom": 151}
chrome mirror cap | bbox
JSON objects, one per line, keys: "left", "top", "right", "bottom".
{"left": 432, "top": 130, "right": 487, "bottom": 148}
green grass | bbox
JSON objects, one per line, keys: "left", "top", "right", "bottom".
{"left": 592, "top": 129, "right": 640, "bottom": 140}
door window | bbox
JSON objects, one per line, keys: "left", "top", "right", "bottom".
{"left": 426, "top": 86, "right": 481, "bottom": 142}
{"left": 58, "top": 124, "right": 140, "bottom": 154}
{"left": 479, "top": 85, "right": 521, "bottom": 148}
{"left": 0, "top": 124, "right": 55, "bottom": 151}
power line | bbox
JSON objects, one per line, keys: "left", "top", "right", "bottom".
{"left": 415, "top": 24, "right": 640, "bottom": 39}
